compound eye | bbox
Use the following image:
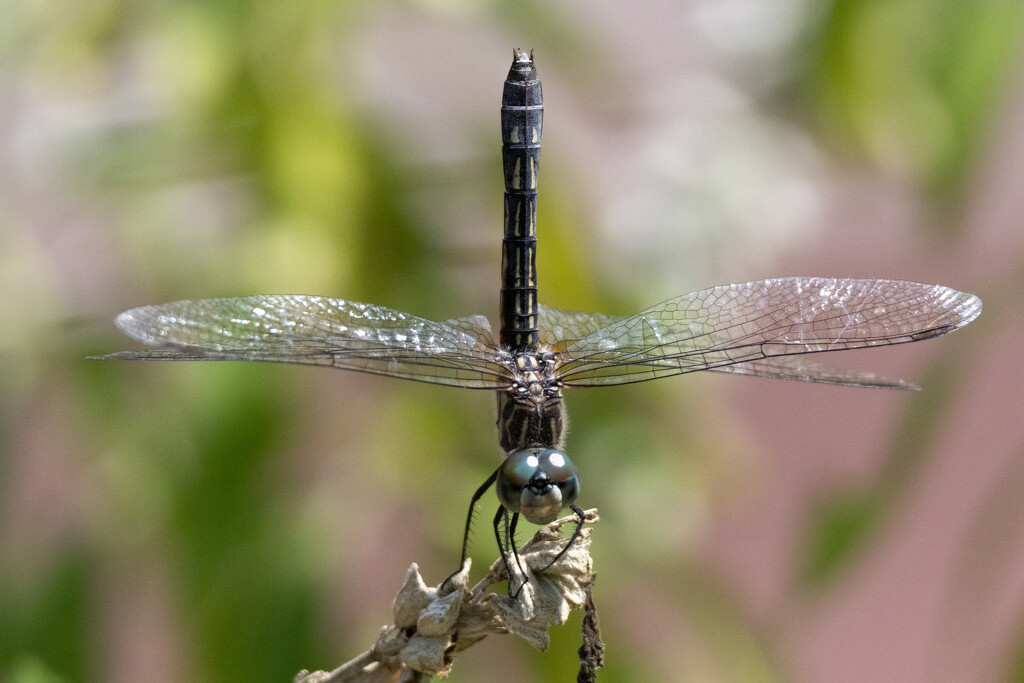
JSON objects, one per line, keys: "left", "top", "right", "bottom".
{"left": 497, "top": 449, "right": 579, "bottom": 525}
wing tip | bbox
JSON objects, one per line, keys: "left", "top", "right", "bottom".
{"left": 957, "top": 292, "right": 983, "bottom": 327}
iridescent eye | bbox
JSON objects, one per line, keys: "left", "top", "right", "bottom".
{"left": 497, "top": 449, "right": 579, "bottom": 524}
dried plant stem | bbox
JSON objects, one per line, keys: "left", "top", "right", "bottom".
{"left": 296, "top": 509, "right": 601, "bottom": 682}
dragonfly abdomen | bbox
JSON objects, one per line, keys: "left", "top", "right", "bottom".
{"left": 500, "top": 49, "right": 543, "bottom": 353}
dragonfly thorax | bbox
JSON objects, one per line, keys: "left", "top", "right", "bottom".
{"left": 498, "top": 351, "right": 567, "bottom": 454}
{"left": 509, "top": 351, "right": 561, "bottom": 403}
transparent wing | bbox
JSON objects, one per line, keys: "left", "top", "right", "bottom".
{"left": 538, "top": 304, "right": 620, "bottom": 349}
{"left": 552, "top": 278, "right": 982, "bottom": 387}
{"left": 540, "top": 302, "right": 915, "bottom": 389}
{"left": 705, "top": 355, "right": 917, "bottom": 389}
{"left": 540, "top": 303, "right": 916, "bottom": 389}
{"left": 101, "top": 295, "right": 512, "bottom": 389}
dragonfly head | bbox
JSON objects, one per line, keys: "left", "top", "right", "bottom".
{"left": 497, "top": 448, "right": 579, "bottom": 524}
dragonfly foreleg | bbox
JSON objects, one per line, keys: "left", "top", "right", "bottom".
{"left": 538, "top": 503, "right": 586, "bottom": 572}
{"left": 441, "top": 465, "right": 501, "bottom": 594}
{"left": 495, "top": 507, "right": 530, "bottom": 598}
{"left": 458, "top": 465, "right": 501, "bottom": 567}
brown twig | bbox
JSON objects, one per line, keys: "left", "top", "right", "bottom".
{"left": 295, "top": 509, "right": 600, "bottom": 682}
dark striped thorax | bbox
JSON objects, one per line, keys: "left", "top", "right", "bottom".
{"left": 498, "top": 351, "right": 565, "bottom": 453}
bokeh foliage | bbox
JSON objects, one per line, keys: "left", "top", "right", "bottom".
{"left": 806, "top": 0, "right": 1023, "bottom": 197}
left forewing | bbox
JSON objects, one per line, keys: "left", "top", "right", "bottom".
{"left": 100, "top": 295, "right": 510, "bottom": 389}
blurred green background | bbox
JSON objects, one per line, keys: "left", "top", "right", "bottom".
{"left": 2, "top": 0, "right": 1022, "bottom": 681}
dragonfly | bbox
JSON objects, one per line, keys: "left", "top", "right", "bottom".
{"left": 102, "top": 50, "right": 982, "bottom": 589}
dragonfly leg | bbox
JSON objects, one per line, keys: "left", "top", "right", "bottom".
{"left": 509, "top": 511, "right": 532, "bottom": 598}
{"left": 538, "top": 503, "right": 586, "bottom": 572}
{"left": 508, "top": 510, "right": 522, "bottom": 572}
{"left": 459, "top": 465, "right": 501, "bottom": 565}
{"left": 493, "top": 506, "right": 512, "bottom": 582}
{"left": 495, "top": 507, "right": 529, "bottom": 598}
{"left": 441, "top": 465, "right": 500, "bottom": 593}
